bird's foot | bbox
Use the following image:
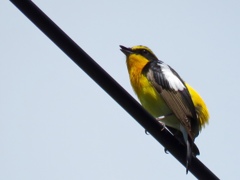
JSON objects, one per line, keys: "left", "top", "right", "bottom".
{"left": 164, "top": 147, "right": 169, "bottom": 154}
{"left": 145, "top": 129, "right": 149, "bottom": 135}
{"left": 156, "top": 113, "right": 173, "bottom": 131}
{"left": 155, "top": 118, "right": 166, "bottom": 131}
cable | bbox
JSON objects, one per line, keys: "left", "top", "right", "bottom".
{"left": 10, "top": 0, "right": 219, "bottom": 179}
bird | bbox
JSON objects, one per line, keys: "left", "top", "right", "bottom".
{"left": 120, "top": 45, "right": 209, "bottom": 173}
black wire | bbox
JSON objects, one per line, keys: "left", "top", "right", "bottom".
{"left": 10, "top": 0, "right": 219, "bottom": 179}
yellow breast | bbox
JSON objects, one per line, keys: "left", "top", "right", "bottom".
{"left": 126, "top": 54, "right": 172, "bottom": 118}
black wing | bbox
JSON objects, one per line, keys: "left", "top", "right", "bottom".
{"left": 143, "top": 61, "right": 199, "bottom": 139}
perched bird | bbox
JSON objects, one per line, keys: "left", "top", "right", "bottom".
{"left": 120, "top": 45, "right": 209, "bottom": 173}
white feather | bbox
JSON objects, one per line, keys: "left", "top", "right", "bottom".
{"left": 159, "top": 63, "right": 185, "bottom": 91}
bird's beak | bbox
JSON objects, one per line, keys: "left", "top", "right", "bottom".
{"left": 120, "top": 45, "right": 133, "bottom": 56}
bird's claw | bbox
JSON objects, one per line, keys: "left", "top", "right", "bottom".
{"left": 155, "top": 118, "right": 166, "bottom": 131}
{"left": 164, "top": 148, "right": 169, "bottom": 154}
{"left": 145, "top": 129, "right": 149, "bottom": 135}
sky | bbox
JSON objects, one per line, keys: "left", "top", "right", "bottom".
{"left": 1, "top": 0, "right": 240, "bottom": 179}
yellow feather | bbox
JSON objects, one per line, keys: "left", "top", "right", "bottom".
{"left": 185, "top": 83, "right": 209, "bottom": 130}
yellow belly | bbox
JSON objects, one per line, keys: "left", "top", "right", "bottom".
{"left": 130, "top": 72, "right": 181, "bottom": 129}
{"left": 136, "top": 75, "right": 170, "bottom": 117}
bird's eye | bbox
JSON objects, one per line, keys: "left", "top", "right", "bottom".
{"left": 141, "top": 49, "right": 149, "bottom": 55}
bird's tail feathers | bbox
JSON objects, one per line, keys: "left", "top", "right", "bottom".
{"left": 186, "top": 137, "right": 193, "bottom": 174}
{"left": 167, "top": 127, "right": 200, "bottom": 156}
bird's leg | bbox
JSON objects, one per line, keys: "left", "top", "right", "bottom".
{"left": 156, "top": 113, "right": 174, "bottom": 121}
{"left": 145, "top": 113, "right": 173, "bottom": 134}
{"left": 156, "top": 113, "right": 174, "bottom": 153}
{"left": 156, "top": 113, "right": 173, "bottom": 130}
{"left": 145, "top": 118, "right": 166, "bottom": 134}
{"left": 157, "top": 120, "right": 166, "bottom": 131}
{"left": 145, "top": 119, "right": 166, "bottom": 134}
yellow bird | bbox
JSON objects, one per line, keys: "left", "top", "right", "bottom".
{"left": 120, "top": 45, "right": 209, "bottom": 173}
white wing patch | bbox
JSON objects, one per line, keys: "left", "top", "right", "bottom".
{"left": 159, "top": 63, "right": 185, "bottom": 91}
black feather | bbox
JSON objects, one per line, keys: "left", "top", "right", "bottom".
{"left": 143, "top": 60, "right": 200, "bottom": 173}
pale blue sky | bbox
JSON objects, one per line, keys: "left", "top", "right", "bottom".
{"left": 1, "top": 1, "right": 240, "bottom": 179}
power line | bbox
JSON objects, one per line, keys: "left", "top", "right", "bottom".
{"left": 10, "top": 0, "right": 219, "bottom": 179}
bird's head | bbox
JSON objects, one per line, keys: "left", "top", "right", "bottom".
{"left": 120, "top": 45, "right": 158, "bottom": 62}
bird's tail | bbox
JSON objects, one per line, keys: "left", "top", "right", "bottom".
{"left": 167, "top": 127, "right": 200, "bottom": 156}
{"left": 168, "top": 126, "right": 196, "bottom": 173}
{"left": 186, "top": 137, "right": 193, "bottom": 174}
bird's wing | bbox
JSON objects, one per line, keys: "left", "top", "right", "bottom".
{"left": 144, "top": 61, "right": 199, "bottom": 139}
